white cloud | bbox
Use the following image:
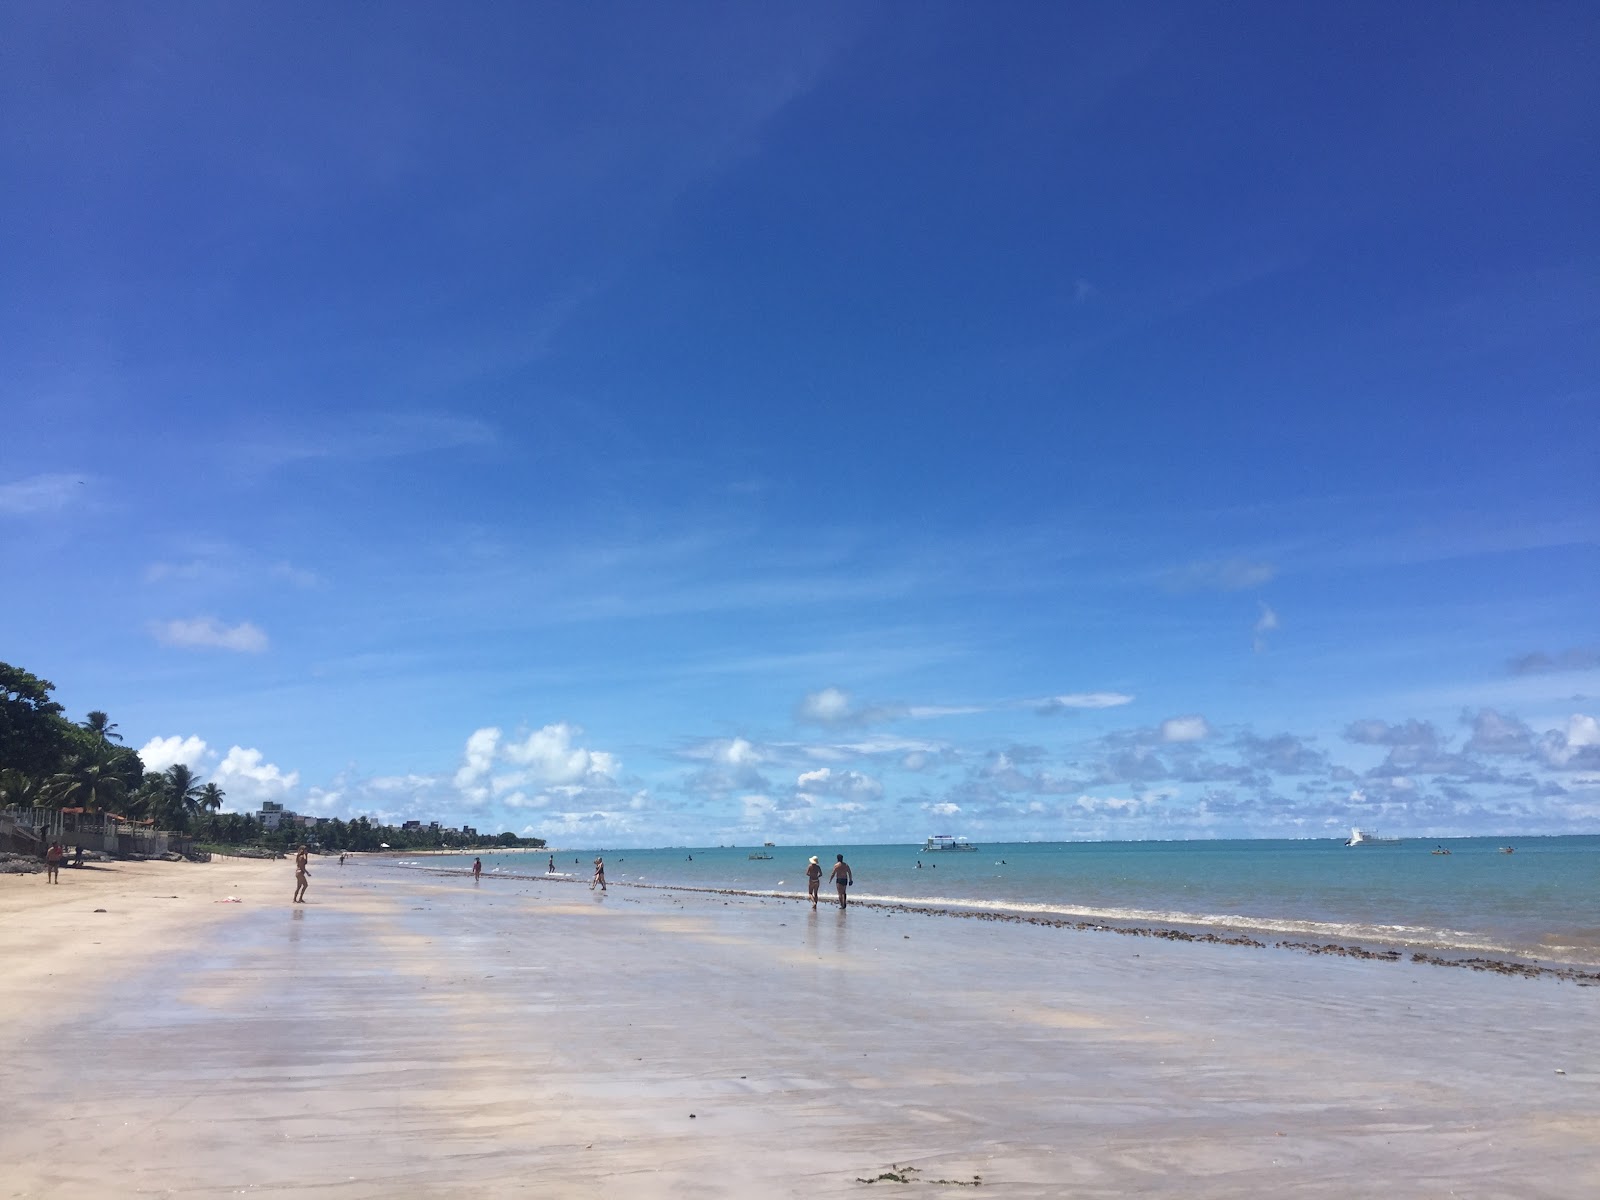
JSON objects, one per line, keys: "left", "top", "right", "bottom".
{"left": 1252, "top": 602, "right": 1280, "bottom": 653}
{"left": 716, "top": 737, "right": 762, "bottom": 766}
{"left": 924, "top": 801, "right": 961, "bottom": 816}
{"left": 212, "top": 745, "right": 300, "bottom": 806}
{"left": 1163, "top": 558, "right": 1277, "bottom": 592}
{"left": 454, "top": 727, "right": 502, "bottom": 790}
{"left": 499, "top": 723, "right": 618, "bottom": 785}
{"left": 0, "top": 472, "right": 85, "bottom": 516}
{"left": 150, "top": 616, "right": 269, "bottom": 653}
{"left": 1160, "top": 715, "right": 1211, "bottom": 742}
{"left": 796, "top": 687, "right": 854, "bottom": 724}
{"left": 1038, "top": 692, "right": 1135, "bottom": 712}
{"left": 138, "top": 735, "right": 210, "bottom": 773}
{"left": 795, "top": 767, "right": 883, "bottom": 803}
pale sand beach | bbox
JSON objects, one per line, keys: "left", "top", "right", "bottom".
{"left": 2, "top": 858, "right": 1596, "bottom": 1199}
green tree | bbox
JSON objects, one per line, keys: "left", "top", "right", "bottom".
{"left": 80, "top": 711, "right": 122, "bottom": 742}
{"left": 0, "top": 767, "right": 45, "bottom": 809}
{"left": 0, "top": 662, "right": 69, "bottom": 779}
{"left": 159, "top": 763, "right": 205, "bottom": 831}
{"left": 42, "top": 750, "right": 129, "bottom": 813}
{"left": 198, "top": 781, "right": 225, "bottom": 816}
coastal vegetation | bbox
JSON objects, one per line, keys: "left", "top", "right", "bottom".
{"left": 1, "top": 661, "right": 540, "bottom": 854}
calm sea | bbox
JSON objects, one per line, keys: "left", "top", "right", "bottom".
{"left": 412, "top": 835, "right": 1600, "bottom": 967}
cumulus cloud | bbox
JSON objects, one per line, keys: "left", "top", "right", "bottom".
{"left": 796, "top": 687, "right": 854, "bottom": 724}
{"left": 1346, "top": 719, "right": 1441, "bottom": 748}
{"left": 453, "top": 727, "right": 502, "bottom": 793}
{"left": 924, "top": 801, "right": 961, "bottom": 816}
{"left": 150, "top": 617, "right": 269, "bottom": 653}
{"left": 212, "top": 746, "right": 300, "bottom": 806}
{"left": 138, "top": 735, "right": 210, "bottom": 773}
{"left": 1252, "top": 602, "right": 1280, "bottom": 653}
{"left": 497, "top": 723, "right": 619, "bottom": 787}
{"left": 1162, "top": 558, "right": 1277, "bottom": 592}
{"left": 1461, "top": 709, "right": 1534, "bottom": 755}
{"left": 1538, "top": 713, "right": 1600, "bottom": 770}
{"left": 795, "top": 767, "right": 883, "bottom": 804}
{"left": 1160, "top": 715, "right": 1211, "bottom": 742}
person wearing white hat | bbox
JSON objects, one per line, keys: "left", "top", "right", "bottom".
{"left": 804, "top": 855, "right": 823, "bottom": 908}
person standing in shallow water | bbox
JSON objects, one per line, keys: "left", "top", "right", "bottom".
{"left": 805, "top": 855, "right": 822, "bottom": 908}
{"left": 828, "top": 854, "right": 852, "bottom": 909}
{"left": 293, "top": 844, "right": 310, "bottom": 903}
{"left": 591, "top": 857, "right": 607, "bottom": 891}
{"left": 472, "top": 857, "right": 482, "bottom": 880}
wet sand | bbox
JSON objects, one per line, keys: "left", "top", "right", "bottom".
{"left": 2, "top": 857, "right": 1596, "bottom": 1198}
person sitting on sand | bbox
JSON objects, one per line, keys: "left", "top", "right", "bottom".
{"left": 293, "top": 844, "right": 310, "bottom": 903}
{"left": 45, "top": 840, "right": 64, "bottom": 884}
{"left": 829, "top": 854, "right": 852, "bottom": 910}
{"left": 805, "top": 855, "right": 823, "bottom": 908}
{"left": 591, "top": 857, "right": 607, "bottom": 891}
{"left": 472, "top": 857, "right": 482, "bottom": 880}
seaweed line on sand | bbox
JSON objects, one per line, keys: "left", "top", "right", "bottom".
{"left": 410, "top": 866, "right": 1600, "bottom": 986}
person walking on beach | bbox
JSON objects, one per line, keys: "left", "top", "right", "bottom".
{"left": 472, "top": 857, "right": 482, "bottom": 880}
{"left": 805, "top": 855, "right": 823, "bottom": 908}
{"left": 591, "top": 856, "right": 607, "bottom": 891}
{"left": 548, "top": 855, "right": 555, "bottom": 874}
{"left": 293, "top": 844, "right": 310, "bottom": 903}
{"left": 45, "top": 840, "right": 64, "bottom": 884}
{"left": 829, "top": 853, "right": 852, "bottom": 909}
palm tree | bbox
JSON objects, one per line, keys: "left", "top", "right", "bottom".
{"left": 80, "top": 711, "right": 122, "bottom": 742}
{"left": 42, "top": 754, "right": 129, "bottom": 813}
{"left": 199, "top": 782, "right": 225, "bottom": 815}
{"left": 0, "top": 768, "right": 44, "bottom": 809}
{"left": 160, "top": 764, "right": 204, "bottom": 832}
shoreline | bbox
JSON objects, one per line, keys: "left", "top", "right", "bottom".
{"left": 398, "top": 864, "right": 1600, "bottom": 983}
{"left": 4, "top": 855, "right": 1596, "bottom": 1198}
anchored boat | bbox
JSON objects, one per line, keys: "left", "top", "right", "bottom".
{"left": 921, "top": 835, "right": 977, "bottom": 853}
{"left": 1344, "top": 827, "right": 1400, "bottom": 847}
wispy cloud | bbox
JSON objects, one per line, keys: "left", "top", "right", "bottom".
{"left": 150, "top": 617, "right": 270, "bottom": 653}
{"left": 1161, "top": 558, "right": 1277, "bottom": 592}
{"left": 0, "top": 472, "right": 88, "bottom": 516}
{"left": 1508, "top": 647, "right": 1600, "bottom": 675}
{"left": 1252, "top": 602, "right": 1280, "bottom": 653}
{"left": 1035, "top": 692, "right": 1135, "bottom": 715}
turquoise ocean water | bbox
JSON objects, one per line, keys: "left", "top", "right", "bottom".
{"left": 412, "top": 835, "right": 1600, "bottom": 967}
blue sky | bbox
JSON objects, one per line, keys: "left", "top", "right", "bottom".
{"left": 3, "top": 1, "right": 1596, "bottom": 845}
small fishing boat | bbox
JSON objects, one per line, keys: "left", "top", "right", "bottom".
{"left": 1499, "top": 846, "right": 1515, "bottom": 854}
{"left": 747, "top": 852, "right": 773, "bottom": 860}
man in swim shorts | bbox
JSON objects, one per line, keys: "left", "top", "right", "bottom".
{"left": 828, "top": 854, "right": 852, "bottom": 909}
{"left": 805, "top": 855, "right": 822, "bottom": 908}
{"left": 45, "top": 840, "right": 64, "bottom": 883}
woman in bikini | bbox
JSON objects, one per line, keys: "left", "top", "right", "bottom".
{"left": 293, "top": 845, "right": 310, "bottom": 903}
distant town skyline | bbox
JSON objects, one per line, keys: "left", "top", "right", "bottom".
{"left": 4, "top": 2, "right": 1596, "bottom": 845}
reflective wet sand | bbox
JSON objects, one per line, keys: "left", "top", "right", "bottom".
{"left": 3, "top": 857, "right": 1596, "bottom": 1198}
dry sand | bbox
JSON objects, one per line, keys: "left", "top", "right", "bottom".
{"left": 2, "top": 855, "right": 1596, "bottom": 1199}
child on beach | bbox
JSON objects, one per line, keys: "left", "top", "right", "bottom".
{"left": 293, "top": 845, "right": 310, "bottom": 903}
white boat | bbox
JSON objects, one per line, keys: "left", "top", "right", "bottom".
{"left": 1344, "top": 827, "right": 1400, "bottom": 847}
{"left": 921, "top": 835, "right": 977, "bottom": 853}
